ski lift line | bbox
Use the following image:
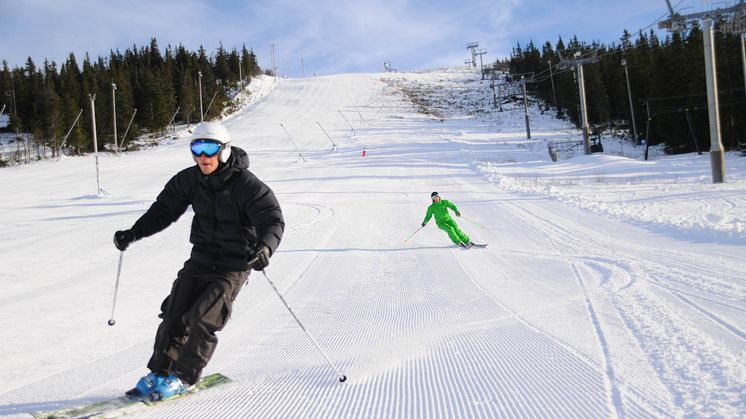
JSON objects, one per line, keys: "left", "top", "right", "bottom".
{"left": 647, "top": 98, "right": 746, "bottom": 115}
{"left": 651, "top": 0, "right": 686, "bottom": 30}
{"left": 517, "top": 3, "right": 686, "bottom": 84}
{"left": 641, "top": 87, "right": 746, "bottom": 102}
{"left": 530, "top": 40, "right": 642, "bottom": 81}
{"left": 664, "top": 0, "right": 745, "bottom": 26}
{"left": 639, "top": 89, "right": 744, "bottom": 109}
{"left": 516, "top": 15, "right": 683, "bottom": 83}
{"left": 514, "top": 15, "right": 739, "bottom": 88}
{"left": 510, "top": 64, "right": 577, "bottom": 85}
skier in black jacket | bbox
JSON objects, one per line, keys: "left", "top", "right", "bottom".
{"left": 113, "top": 121, "right": 284, "bottom": 401}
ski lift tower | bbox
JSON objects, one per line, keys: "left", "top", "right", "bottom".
{"left": 659, "top": 0, "right": 746, "bottom": 183}
{"left": 475, "top": 49, "right": 488, "bottom": 80}
{"left": 466, "top": 42, "right": 479, "bottom": 68}
{"left": 558, "top": 50, "right": 599, "bottom": 155}
{"left": 509, "top": 72, "right": 536, "bottom": 140}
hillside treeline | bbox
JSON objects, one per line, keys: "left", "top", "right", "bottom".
{"left": 0, "top": 38, "right": 261, "bottom": 157}
{"left": 508, "top": 28, "right": 746, "bottom": 153}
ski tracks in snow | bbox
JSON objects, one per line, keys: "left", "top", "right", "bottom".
{"left": 488, "top": 190, "right": 746, "bottom": 417}
{"left": 5, "top": 71, "right": 746, "bottom": 418}
{"left": 451, "top": 251, "right": 623, "bottom": 418}
{"left": 571, "top": 262, "right": 624, "bottom": 418}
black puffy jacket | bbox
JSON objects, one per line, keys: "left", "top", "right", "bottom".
{"left": 131, "top": 146, "right": 284, "bottom": 271}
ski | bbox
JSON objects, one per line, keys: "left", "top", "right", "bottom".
{"left": 458, "top": 243, "right": 488, "bottom": 249}
{"left": 32, "top": 373, "right": 231, "bottom": 419}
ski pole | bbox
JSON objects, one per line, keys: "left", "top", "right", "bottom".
{"left": 260, "top": 269, "right": 347, "bottom": 382}
{"left": 404, "top": 226, "right": 424, "bottom": 242}
{"left": 460, "top": 215, "right": 485, "bottom": 229}
{"left": 108, "top": 251, "right": 124, "bottom": 326}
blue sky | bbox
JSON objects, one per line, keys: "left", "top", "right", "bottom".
{"left": 0, "top": 0, "right": 709, "bottom": 77}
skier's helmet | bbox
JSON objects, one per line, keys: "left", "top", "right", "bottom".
{"left": 431, "top": 191, "right": 439, "bottom": 200}
{"left": 189, "top": 122, "right": 232, "bottom": 163}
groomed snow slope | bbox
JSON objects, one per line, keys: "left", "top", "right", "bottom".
{"left": 0, "top": 69, "right": 744, "bottom": 418}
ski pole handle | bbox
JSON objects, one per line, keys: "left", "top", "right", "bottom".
{"left": 404, "top": 226, "right": 424, "bottom": 242}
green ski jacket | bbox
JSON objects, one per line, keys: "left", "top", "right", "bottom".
{"left": 423, "top": 199, "right": 460, "bottom": 226}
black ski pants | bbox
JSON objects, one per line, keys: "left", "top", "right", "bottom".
{"left": 147, "top": 260, "right": 249, "bottom": 384}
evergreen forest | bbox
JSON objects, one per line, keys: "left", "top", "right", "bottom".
{"left": 3, "top": 29, "right": 745, "bottom": 166}
{"left": 508, "top": 28, "right": 746, "bottom": 153}
{"left": 0, "top": 38, "right": 262, "bottom": 161}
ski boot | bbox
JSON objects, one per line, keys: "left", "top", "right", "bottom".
{"left": 150, "top": 374, "right": 191, "bottom": 401}
{"left": 125, "top": 372, "right": 166, "bottom": 399}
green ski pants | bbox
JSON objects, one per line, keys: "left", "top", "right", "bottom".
{"left": 437, "top": 219, "right": 470, "bottom": 244}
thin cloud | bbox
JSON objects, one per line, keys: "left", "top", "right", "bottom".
{"left": 2, "top": 0, "right": 697, "bottom": 75}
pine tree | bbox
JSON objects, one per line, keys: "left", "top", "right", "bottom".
{"left": 59, "top": 53, "right": 84, "bottom": 154}
{"left": 214, "top": 43, "right": 232, "bottom": 88}
{"left": 1, "top": 61, "right": 13, "bottom": 136}
{"left": 148, "top": 38, "right": 163, "bottom": 68}
{"left": 553, "top": 37, "right": 569, "bottom": 119}
{"left": 243, "top": 46, "right": 261, "bottom": 77}
{"left": 174, "top": 44, "right": 197, "bottom": 124}
{"left": 584, "top": 55, "right": 611, "bottom": 127}
{"left": 540, "top": 41, "right": 557, "bottom": 108}
{"left": 2, "top": 39, "right": 262, "bottom": 160}
{"left": 79, "top": 54, "right": 99, "bottom": 152}
{"left": 43, "top": 60, "right": 65, "bottom": 157}
{"left": 22, "top": 57, "right": 46, "bottom": 149}
{"left": 158, "top": 51, "right": 177, "bottom": 129}
{"left": 196, "top": 46, "right": 216, "bottom": 120}
{"left": 228, "top": 48, "right": 241, "bottom": 87}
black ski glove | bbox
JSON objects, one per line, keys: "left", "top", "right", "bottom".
{"left": 251, "top": 244, "right": 271, "bottom": 271}
{"left": 113, "top": 230, "right": 136, "bottom": 251}
{"left": 455, "top": 211, "right": 461, "bottom": 217}
{"left": 421, "top": 222, "right": 426, "bottom": 227}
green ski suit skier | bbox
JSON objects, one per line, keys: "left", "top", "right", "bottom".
{"left": 421, "top": 191, "right": 472, "bottom": 247}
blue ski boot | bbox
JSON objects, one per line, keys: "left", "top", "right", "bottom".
{"left": 150, "top": 374, "right": 191, "bottom": 401}
{"left": 125, "top": 372, "right": 166, "bottom": 399}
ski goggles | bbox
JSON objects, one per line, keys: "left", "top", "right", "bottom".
{"left": 190, "top": 139, "right": 223, "bottom": 157}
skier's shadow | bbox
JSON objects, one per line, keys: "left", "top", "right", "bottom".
{"left": 0, "top": 397, "right": 108, "bottom": 417}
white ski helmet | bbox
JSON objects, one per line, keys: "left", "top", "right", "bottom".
{"left": 189, "top": 122, "right": 232, "bottom": 163}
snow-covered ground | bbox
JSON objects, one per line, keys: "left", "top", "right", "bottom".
{"left": 223, "top": 74, "right": 279, "bottom": 120}
{"left": 0, "top": 68, "right": 744, "bottom": 418}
